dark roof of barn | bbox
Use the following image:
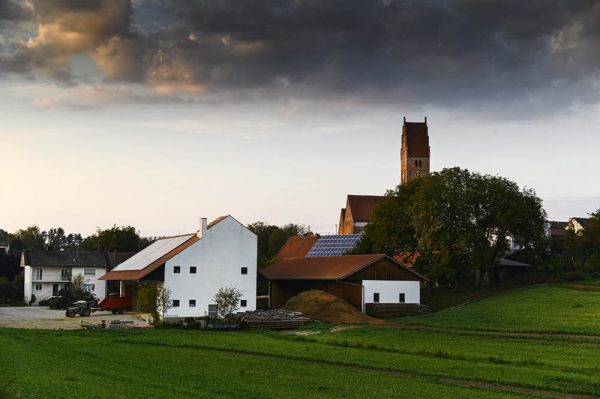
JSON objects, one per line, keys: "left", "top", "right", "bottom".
{"left": 403, "top": 121, "right": 430, "bottom": 157}
{"left": 261, "top": 254, "right": 427, "bottom": 281}
{"left": 347, "top": 195, "right": 385, "bottom": 222}
{"left": 22, "top": 250, "right": 110, "bottom": 268}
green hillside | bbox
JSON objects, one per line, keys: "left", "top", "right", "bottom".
{"left": 402, "top": 285, "right": 600, "bottom": 334}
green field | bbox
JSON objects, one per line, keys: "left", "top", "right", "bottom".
{"left": 1, "top": 285, "right": 600, "bottom": 398}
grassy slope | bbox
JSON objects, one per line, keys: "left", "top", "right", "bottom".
{"left": 401, "top": 285, "right": 600, "bottom": 334}
{"left": 1, "top": 285, "right": 600, "bottom": 398}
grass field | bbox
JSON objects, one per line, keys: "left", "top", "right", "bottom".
{"left": 401, "top": 285, "right": 600, "bottom": 334}
{"left": 1, "top": 285, "right": 600, "bottom": 399}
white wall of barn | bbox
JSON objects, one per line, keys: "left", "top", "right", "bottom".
{"left": 163, "top": 216, "right": 257, "bottom": 318}
{"left": 362, "top": 280, "right": 421, "bottom": 309}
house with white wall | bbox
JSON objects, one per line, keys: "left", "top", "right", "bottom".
{"left": 100, "top": 215, "right": 257, "bottom": 318}
{"left": 21, "top": 250, "right": 109, "bottom": 304}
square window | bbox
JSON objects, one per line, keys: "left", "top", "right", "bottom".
{"left": 174, "top": 266, "right": 180, "bottom": 274}
{"left": 189, "top": 299, "right": 196, "bottom": 307}
{"left": 373, "top": 293, "right": 380, "bottom": 303}
{"left": 35, "top": 284, "right": 42, "bottom": 291}
{"left": 399, "top": 293, "right": 406, "bottom": 303}
{"left": 241, "top": 267, "right": 248, "bottom": 275}
{"left": 190, "top": 266, "right": 197, "bottom": 274}
{"left": 173, "top": 300, "right": 180, "bottom": 307}
{"left": 240, "top": 300, "right": 247, "bottom": 307}
{"left": 84, "top": 268, "right": 96, "bottom": 276}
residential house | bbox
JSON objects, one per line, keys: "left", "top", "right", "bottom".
{"left": 0, "top": 242, "right": 9, "bottom": 255}
{"left": 567, "top": 217, "right": 590, "bottom": 235}
{"left": 338, "top": 195, "right": 384, "bottom": 235}
{"left": 100, "top": 216, "right": 257, "bottom": 318}
{"left": 22, "top": 250, "right": 110, "bottom": 304}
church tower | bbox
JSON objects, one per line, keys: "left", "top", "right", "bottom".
{"left": 401, "top": 117, "right": 430, "bottom": 185}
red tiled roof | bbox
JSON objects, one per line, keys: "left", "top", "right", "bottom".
{"left": 276, "top": 236, "right": 319, "bottom": 260}
{"left": 347, "top": 195, "right": 385, "bottom": 222}
{"left": 261, "top": 254, "right": 426, "bottom": 281}
{"left": 403, "top": 122, "right": 430, "bottom": 157}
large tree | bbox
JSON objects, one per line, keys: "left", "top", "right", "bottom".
{"left": 355, "top": 168, "right": 547, "bottom": 286}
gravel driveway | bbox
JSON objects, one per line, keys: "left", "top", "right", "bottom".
{"left": 0, "top": 306, "right": 150, "bottom": 329}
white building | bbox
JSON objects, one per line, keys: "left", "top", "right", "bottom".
{"left": 21, "top": 250, "right": 109, "bottom": 304}
{"left": 101, "top": 215, "right": 257, "bottom": 318}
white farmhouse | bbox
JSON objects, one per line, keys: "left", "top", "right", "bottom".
{"left": 21, "top": 250, "right": 109, "bottom": 304}
{"left": 100, "top": 216, "right": 257, "bottom": 318}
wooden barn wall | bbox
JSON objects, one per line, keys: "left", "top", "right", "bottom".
{"left": 345, "top": 258, "right": 420, "bottom": 282}
{"left": 270, "top": 280, "right": 362, "bottom": 310}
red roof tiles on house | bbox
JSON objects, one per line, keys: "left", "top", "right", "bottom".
{"left": 276, "top": 236, "right": 319, "bottom": 259}
{"left": 347, "top": 195, "right": 385, "bottom": 222}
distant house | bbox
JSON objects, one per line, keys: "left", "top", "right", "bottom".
{"left": 261, "top": 254, "right": 427, "bottom": 313}
{"left": 21, "top": 250, "right": 110, "bottom": 304}
{"left": 338, "top": 195, "right": 384, "bottom": 235}
{"left": 567, "top": 217, "right": 590, "bottom": 235}
{"left": 0, "top": 242, "right": 9, "bottom": 255}
{"left": 100, "top": 216, "right": 257, "bottom": 318}
{"left": 549, "top": 221, "right": 568, "bottom": 241}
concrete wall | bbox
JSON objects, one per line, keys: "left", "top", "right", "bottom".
{"left": 362, "top": 280, "right": 420, "bottom": 311}
{"left": 163, "top": 216, "right": 257, "bottom": 318}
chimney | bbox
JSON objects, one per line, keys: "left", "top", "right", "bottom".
{"left": 403, "top": 116, "right": 406, "bottom": 123}
{"left": 197, "top": 217, "right": 208, "bottom": 238}
{"left": 424, "top": 116, "right": 427, "bottom": 124}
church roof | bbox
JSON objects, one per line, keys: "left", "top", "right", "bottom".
{"left": 403, "top": 121, "right": 430, "bottom": 157}
{"left": 347, "top": 195, "right": 385, "bottom": 222}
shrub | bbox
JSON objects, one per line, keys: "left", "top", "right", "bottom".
{"left": 212, "top": 286, "right": 243, "bottom": 320}
{"left": 49, "top": 296, "right": 76, "bottom": 310}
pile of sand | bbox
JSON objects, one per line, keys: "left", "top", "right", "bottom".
{"left": 283, "top": 290, "right": 374, "bottom": 323}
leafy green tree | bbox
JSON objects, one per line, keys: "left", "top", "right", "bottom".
{"left": 10, "top": 226, "right": 45, "bottom": 250}
{"left": 356, "top": 168, "right": 547, "bottom": 286}
{"left": 248, "top": 222, "right": 311, "bottom": 268}
{"left": 81, "top": 225, "right": 145, "bottom": 252}
{"left": 212, "top": 286, "right": 243, "bottom": 320}
{"left": 565, "top": 208, "right": 600, "bottom": 271}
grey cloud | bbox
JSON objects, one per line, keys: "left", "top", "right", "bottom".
{"left": 1, "top": 0, "right": 600, "bottom": 113}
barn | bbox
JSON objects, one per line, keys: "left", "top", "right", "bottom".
{"left": 260, "top": 254, "right": 427, "bottom": 314}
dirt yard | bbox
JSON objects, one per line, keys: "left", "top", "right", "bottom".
{"left": 0, "top": 306, "right": 151, "bottom": 329}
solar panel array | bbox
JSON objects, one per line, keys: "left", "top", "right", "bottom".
{"left": 306, "top": 234, "right": 362, "bottom": 257}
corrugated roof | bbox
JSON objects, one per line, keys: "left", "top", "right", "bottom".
{"left": 261, "top": 254, "right": 385, "bottom": 280}
{"left": 276, "top": 236, "right": 318, "bottom": 259}
{"left": 498, "top": 258, "right": 534, "bottom": 268}
{"left": 22, "top": 250, "right": 109, "bottom": 268}
{"left": 347, "top": 195, "right": 384, "bottom": 222}
{"left": 261, "top": 254, "right": 427, "bottom": 282}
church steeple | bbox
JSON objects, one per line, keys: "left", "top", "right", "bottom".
{"left": 401, "top": 117, "right": 430, "bottom": 185}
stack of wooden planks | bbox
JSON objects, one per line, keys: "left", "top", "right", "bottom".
{"left": 365, "top": 303, "right": 430, "bottom": 318}
{"left": 241, "top": 309, "right": 310, "bottom": 330}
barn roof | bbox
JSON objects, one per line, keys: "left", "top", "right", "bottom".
{"left": 101, "top": 216, "right": 230, "bottom": 281}
{"left": 276, "top": 236, "right": 319, "bottom": 259}
{"left": 347, "top": 195, "right": 384, "bottom": 222}
{"left": 261, "top": 254, "right": 427, "bottom": 281}
{"left": 22, "top": 250, "right": 109, "bottom": 268}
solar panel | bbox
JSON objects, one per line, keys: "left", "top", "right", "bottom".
{"left": 306, "top": 234, "right": 362, "bottom": 257}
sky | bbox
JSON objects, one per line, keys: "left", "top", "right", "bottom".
{"left": 1, "top": 0, "right": 599, "bottom": 237}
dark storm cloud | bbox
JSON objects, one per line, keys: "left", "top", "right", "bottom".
{"left": 1, "top": 0, "right": 600, "bottom": 110}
